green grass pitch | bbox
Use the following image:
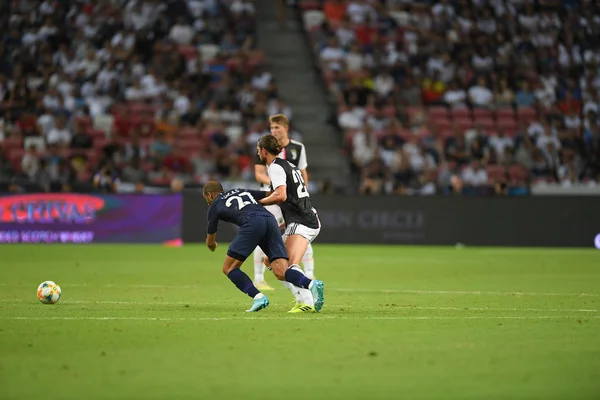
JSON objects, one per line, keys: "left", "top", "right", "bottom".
{"left": 1, "top": 245, "right": 599, "bottom": 399}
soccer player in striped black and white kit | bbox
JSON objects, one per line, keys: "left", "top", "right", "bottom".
{"left": 253, "top": 114, "right": 317, "bottom": 311}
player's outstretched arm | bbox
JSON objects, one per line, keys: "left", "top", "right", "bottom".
{"left": 259, "top": 186, "right": 286, "bottom": 206}
{"left": 206, "top": 233, "right": 218, "bottom": 252}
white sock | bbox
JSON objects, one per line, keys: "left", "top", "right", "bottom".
{"left": 253, "top": 247, "right": 265, "bottom": 282}
{"left": 281, "top": 280, "right": 303, "bottom": 304}
{"left": 302, "top": 242, "right": 315, "bottom": 279}
{"left": 290, "top": 265, "right": 314, "bottom": 307}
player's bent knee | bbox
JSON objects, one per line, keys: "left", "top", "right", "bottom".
{"left": 222, "top": 256, "right": 244, "bottom": 275}
{"left": 270, "top": 258, "right": 288, "bottom": 280}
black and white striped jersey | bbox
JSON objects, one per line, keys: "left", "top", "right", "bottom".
{"left": 266, "top": 157, "right": 319, "bottom": 229}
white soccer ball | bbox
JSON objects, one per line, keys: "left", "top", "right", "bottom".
{"left": 37, "top": 281, "right": 62, "bottom": 304}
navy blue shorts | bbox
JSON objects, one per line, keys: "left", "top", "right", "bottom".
{"left": 227, "top": 214, "right": 288, "bottom": 263}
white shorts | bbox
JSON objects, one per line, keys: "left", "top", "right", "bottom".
{"left": 283, "top": 221, "right": 321, "bottom": 243}
{"left": 264, "top": 204, "right": 285, "bottom": 230}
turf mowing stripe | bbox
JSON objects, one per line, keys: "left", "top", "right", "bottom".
{"left": 333, "top": 288, "right": 600, "bottom": 297}
{"left": 2, "top": 316, "right": 600, "bottom": 321}
{"left": 2, "top": 283, "right": 598, "bottom": 297}
{"left": 5, "top": 299, "right": 600, "bottom": 313}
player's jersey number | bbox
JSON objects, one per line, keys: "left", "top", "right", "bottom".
{"left": 225, "top": 192, "right": 257, "bottom": 210}
{"left": 291, "top": 169, "right": 309, "bottom": 199}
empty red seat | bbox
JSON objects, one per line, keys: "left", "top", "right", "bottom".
{"left": 451, "top": 108, "right": 470, "bottom": 120}
{"left": 454, "top": 118, "right": 473, "bottom": 131}
{"left": 509, "top": 165, "right": 529, "bottom": 183}
{"left": 427, "top": 106, "right": 449, "bottom": 119}
{"left": 486, "top": 165, "right": 508, "bottom": 182}
{"left": 434, "top": 119, "right": 452, "bottom": 130}
{"left": 476, "top": 118, "right": 496, "bottom": 132}
{"left": 2, "top": 136, "right": 23, "bottom": 152}
{"left": 496, "top": 108, "right": 515, "bottom": 120}
{"left": 299, "top": 2, "right": 322, "bottom": 11}
{"left": 472, "top": 108, "right": 493, "bottom": 120}
{"left": 497, "top": 118, "right": 517, "bottom": 133}
{"left": 517, "top": 107, "right": 537, "bottom": 123}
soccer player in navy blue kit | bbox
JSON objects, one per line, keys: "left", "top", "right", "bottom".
{"left": 203, "top": 181, "right": 325, "bottom": 312}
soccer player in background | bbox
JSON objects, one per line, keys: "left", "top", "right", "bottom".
{"left": 253, "top": 115, "right": 317, "bottom": 291}
{"left": 257, "top": 135, "right": 325, "bottom": 312}
{"left": 203, "top": 181, "right": 323, "bottom": 312}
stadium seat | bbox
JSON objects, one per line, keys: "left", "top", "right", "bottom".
{"left": 427, "top": 106, "right": 449, "bottom": 120}
{"left": 454, "top": 118, "right": 474, "bottom": 131}
{"left": 509, "top": 165, "right": 529, "bottom": 183}
{"left": 476, "top": 118, "right": 497, "bottom": 132}
{"left": 451, "top": 108, "right": 471, "bottom": 120}
{"left": 1, "top": 136, "right": 23, "bottom": 152}
{"left": 486, "top": 165, "right": 508, "bottom": 182}
{"left": 497, "top": 118, "right": 517, "bottom": 133}
{"left": 517, "top": 107, "right": 537, "bottom": 124}
{"left": 298, "top": 1, "right": 322, "bottom": 11}
{"left": 473, "top": 108, "right": 493, "bottom": 120}
{"left": 433, "top": 119, "right": 452, "bottom": 131}
{"left": 495, "top": 108, "right": 516, "bottom": 121}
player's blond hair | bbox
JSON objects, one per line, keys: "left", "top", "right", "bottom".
{"left": 269, "top": 114, "right": 289, "bottom": 128}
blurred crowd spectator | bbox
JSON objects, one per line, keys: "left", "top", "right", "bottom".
{"left": 0, "top": 0, "right": 297, "bottom": 194}
{"left": 302, "top": 0, "right": 600, "bottom": 195}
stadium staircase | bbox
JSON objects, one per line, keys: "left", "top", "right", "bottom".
{"left": 255, "top": 0, "right": 350, "bottom": 191}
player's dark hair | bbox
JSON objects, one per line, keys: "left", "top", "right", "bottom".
{"left": 258, "top": 135, "right": 282, "bottom": 155}
{"left": 203, "top": 181, "right": 224, "bottom": 196}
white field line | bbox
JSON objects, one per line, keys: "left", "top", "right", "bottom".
{"left": 4, "top": 299, "right": 599, "bottom": 313}
{"left": 2, "top": 283, "right": 598, "bottom": 297}
{"left": 2, "top": 316, "right": 600, "bottom": 322}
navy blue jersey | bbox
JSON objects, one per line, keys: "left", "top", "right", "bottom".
{"left": 207, "top": 189, "right": 271, "bottom": 234}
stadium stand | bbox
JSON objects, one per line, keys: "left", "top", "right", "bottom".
{"left": 0, "top": 0, "right": 285, "bottom": 194}
{"left": 300, "top": 0, "right": 600, "bottom": 195}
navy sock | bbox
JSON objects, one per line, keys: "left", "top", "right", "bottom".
{"left": 227, "top": 269, "right": 260, "bottom": 298}
{"left": 284, "top": 265, "right": 312, "bottom": 289}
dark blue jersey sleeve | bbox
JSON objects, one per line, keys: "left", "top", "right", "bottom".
{"left": 247, "top": 190, "right": 269, "bottom": 201}
{"left": 207, "top": 203, "right": 219, "bottom": 234}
